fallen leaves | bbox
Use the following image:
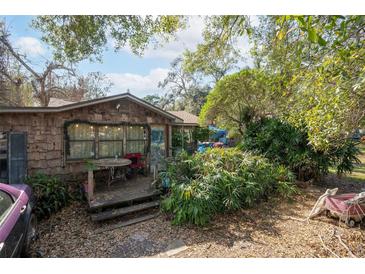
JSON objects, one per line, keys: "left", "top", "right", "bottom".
{"left": 30, "top": 175, "right": 365, "bottom": 258}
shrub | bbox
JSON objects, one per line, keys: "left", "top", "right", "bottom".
{"left": 328, "top": 140, "right": 361, "bottom": 175}
{"left": 240, "top": 118, "right": 360, "bottom": 180}
{"left": 26, "top": 172, "right": 71, "bottom": 219}
{"left": 161, "top": 148, "right": 296, "bottom": 225}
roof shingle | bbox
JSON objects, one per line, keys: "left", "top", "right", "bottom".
{"left": 168, "top": 111, "right": 199, "bottom": 125}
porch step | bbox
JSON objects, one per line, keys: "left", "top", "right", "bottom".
{"left": 89, "top": 188, "right": 161, "bottom": 211}
{"left": 95, "top": 212, "right": 160, "bottom": 233}
{"left": 91, "top": 200, "right": 160, "bottom": 222}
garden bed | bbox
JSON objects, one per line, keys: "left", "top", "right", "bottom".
{"left": 29, "top": 175, "right": 365, "bottom": 258}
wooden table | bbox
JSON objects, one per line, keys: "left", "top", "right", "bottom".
{"left": 87, "top": 158, "right": 132, "bottom": 201}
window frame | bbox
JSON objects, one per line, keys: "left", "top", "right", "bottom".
{"left": 126, "top": 126, "right": 148, "bottom": 155}
{"left": 65, "top": 121, "right": 150, "bottom": 161}
{"left": 98, "top": 125, "right": 125, "bottom": 159}
{"left": 66, "top": 123, "right": 96, "bottom": 161}
{"left": 98, "top": 139, "right": 124, "bottom": 159}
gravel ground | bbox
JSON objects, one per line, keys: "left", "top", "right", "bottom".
{"left": 30, "top": 175, "right": 365, "bottom": 258}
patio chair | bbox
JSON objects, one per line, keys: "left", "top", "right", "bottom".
{"left": 124, "top": 152, "right": 146, "bottom": 176}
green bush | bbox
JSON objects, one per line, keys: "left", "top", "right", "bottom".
{"left": 240, "top": 118, "right": 360, "bottom": 180}
{"left": 161, "top": 148, "right": 296, "bottom": 225}
{"left": 26, "top": 172, "right": 71, "bottom": 219}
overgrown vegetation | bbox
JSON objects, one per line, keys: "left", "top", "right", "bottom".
{"left": 241, "top": 118, "right": 360, "bottom": 181}
{"left": 345, "top": 143, "right": 365, "bottom": 183}
{"left": 161, "top": 148, "right": 296, "bottom": 225}
{"left": 26, "top": 173, "right": 72, "bottom": 219}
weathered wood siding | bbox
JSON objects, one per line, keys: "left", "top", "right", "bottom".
{"left": 0, "top": 98, "right": 172, "bottom": 181}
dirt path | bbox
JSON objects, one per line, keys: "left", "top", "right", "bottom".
{"left": 30, "top": 174, "right": 365, "bottom": 258}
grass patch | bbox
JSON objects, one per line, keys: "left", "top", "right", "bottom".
{"left": 328, "top": 143, "right": 365, "bottom": 183}
{"left": 344, "top": 143, "right": 365, "bottom": 183}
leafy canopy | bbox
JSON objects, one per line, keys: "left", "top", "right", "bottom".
{"left": 199, "top": 69, "right": 275, "bottom": 136}
{"left": 195, "top": 15, "right": 365, "bottom": 150}
{"left": 32, "top": 15, "right": 185, "bottom": 63}
{"left": 251, "top": 16, "right": 365, "bottom": 150}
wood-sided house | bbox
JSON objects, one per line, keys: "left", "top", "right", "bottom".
{"left": 0, "top": 93, "right": 199, "bottom": 221}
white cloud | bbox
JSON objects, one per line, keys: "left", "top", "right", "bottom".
{"left": 122, "top": 16, "right": 205, "bottom": 61}
{"left": 14, "top": 36, "right": 45, "bottom": 57}
{"left": 106, "top": 68, "right": 169, "bottom": 98}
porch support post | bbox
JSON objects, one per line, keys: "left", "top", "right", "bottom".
{"left": 87, "top": 170, "right": 94, "bottom": 201}
{"left": 168, "top": 124, "right": 172, "bottom": 157}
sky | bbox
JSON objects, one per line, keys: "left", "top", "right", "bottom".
{"left": 2, "top": 16, "right": 252, "bottom": 98}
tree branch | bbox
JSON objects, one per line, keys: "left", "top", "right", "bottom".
{"left": 0, "top": 35, "right": 40, "bottom": 79}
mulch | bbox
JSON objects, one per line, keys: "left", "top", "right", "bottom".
{"left": 29, "top": 174, "right": 365, "bottom": 258}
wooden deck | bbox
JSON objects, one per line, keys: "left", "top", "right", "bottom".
{"left": 88, "top": 174, "right": 160, "bottom": 211}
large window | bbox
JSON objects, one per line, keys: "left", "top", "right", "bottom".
{"left": 98, "top": 126, "right": 124, "bottom": 158}
{"left": 67, "top": 124, "right": 95, "bottom": 159}
{"left": 126, "top": 126, "right": 147, "bottom": 154}
{"left": 66, "top": 123, "right": 148, "bottom": 160}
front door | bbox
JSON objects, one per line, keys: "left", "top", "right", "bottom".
{"left": 150, "top": 126, "right": 166, "bottom": 169}
{"left": 8, "top": 132, "right": 27, "bottom": 185}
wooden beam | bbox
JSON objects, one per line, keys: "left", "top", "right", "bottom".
{"left": 90, "top": 200, "right": 160, "bottom": 221}
{"left": 87, "top": 170, "right": 94, "bottom": 201}
{"left": 168, "top": 124, "right": 172, "bottom": 157}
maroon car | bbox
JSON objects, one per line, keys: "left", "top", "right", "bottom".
{"left": 0, "top": 183, "right": 36, "bottom": 257}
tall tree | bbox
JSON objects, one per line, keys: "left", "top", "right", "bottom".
{"left": 190, "top": 15, "right": 365, "bottom": 150}
{"left": 32, "top": 16, "right": 185, "bottom": 63}
{"left": 77, "top": 72, "right": 112, "bottom": 100}
{"left": 1, "top": 29, "right": 74, "bottom": 106}
{"left": 158, "top": 57, "right": 210, "bottom": 115}
{"left": 200, "top": 69, "right": 274, "bottom": 136}
{"left": 182, "top": 42, "right": 240, "bottom": 83}
{"left": 250, "top": 16, "right": 365, "bottom": 149}
{"left": 0, "top": 23, "right": 112, "bottom": 107}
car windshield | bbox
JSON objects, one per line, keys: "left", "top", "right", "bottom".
{"left": 0, "top": 190, "right": 13, "bottom": 223}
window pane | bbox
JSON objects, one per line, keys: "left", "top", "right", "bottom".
{"left": 0, "top": 190, "right": 13, "bottom": 222}
{"left": 127, "top": 126, "right": 144, "bottom": 140}
{"left": 99, "top": 141, "right": 123, "bottom": 158}
{"left": 99, "top": 126, "right": 123, "bottom": 140}
{"left": 68, "top": 124, "right": 94, "bottom": 140}
{"left": 69, "top": 141, "right": 94, "bottom": 159}
{"left": 126, "top": 140, "right": 145, "bottom": 154}
{"left": 0, "top": 159, "right": 7, "bottom": 181}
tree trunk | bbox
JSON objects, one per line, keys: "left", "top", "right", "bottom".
{"left": 39, "top": 80, "right": 50, "bottom": 107}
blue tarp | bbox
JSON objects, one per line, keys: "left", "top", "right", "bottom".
{"left": 208, "top": 125, "right": 227, "bottom": 143}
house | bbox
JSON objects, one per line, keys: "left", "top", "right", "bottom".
{"left": 0, "top": 93, "right": 200, "bottom": 220}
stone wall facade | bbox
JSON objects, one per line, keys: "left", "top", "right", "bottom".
{"left": 0, "top": 98, "right": 173, "bottom": 182}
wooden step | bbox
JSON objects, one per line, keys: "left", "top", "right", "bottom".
{"left": 91, "top": 200, "right": 160, "bottom": 221}
{"left": 95, "top": 213, "right": 160, "bottom": 233}
{"left": 89, "top": 189, "right": 160, "bottom": 211}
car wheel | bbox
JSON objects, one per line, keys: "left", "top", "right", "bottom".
{"left": 22, "top": 214, "right": 37, "bottom": 257}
